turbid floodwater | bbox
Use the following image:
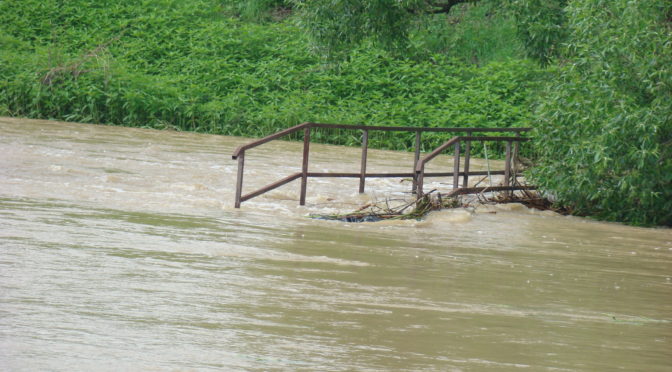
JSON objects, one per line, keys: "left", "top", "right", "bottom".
{"left": 1, "top": 117, "right": 670, "bottom": 371}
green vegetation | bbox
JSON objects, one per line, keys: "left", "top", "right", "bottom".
{"left": 411, "top": 1, "right": 525, "bottom": 65}
{"left": 0, "top": 0, "right": 538, "bottom": 153}
{"left": 1, "top": 0, "right": 669, "bottom": 225}
{"left": 531, "top": 0, "right": 672, "bottom": 226}
{"left": 510, "top": 0, "right": 568, "bottom": 65}
{"left": 289, "top": 0, "right": 526, "bottom": 63}
{"left": 276, "top": 0, "right": 672, "bottom": 226}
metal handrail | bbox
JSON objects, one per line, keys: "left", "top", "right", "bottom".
{"left": 232, "top": 122, "right": 531, "bottom": 208}
{"left": 232, "top": 122, "right": 310, "bottom": 160}
{"left": 414, "top": 135, "right": 531, "bottom": 197}
{"left": 232, "top": 123, "right": 531, "bottom": 160}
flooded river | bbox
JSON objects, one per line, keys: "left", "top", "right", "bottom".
{"left": 1, "top": 117, "right": 671, "bottom": 371}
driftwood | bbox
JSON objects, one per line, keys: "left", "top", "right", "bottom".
{"left": 310, "top": 190, "right": 445, "bottom": 222}
{"left": 310, "top": 188, "right": 566, "bottom": 223}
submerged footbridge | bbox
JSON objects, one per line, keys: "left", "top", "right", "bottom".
{"left": 231, "top": 122, "right": 536, "bottom": 208}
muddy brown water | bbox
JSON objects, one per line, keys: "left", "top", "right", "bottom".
{"left": 1, "top": 117, "right": 671, "bottom": 371}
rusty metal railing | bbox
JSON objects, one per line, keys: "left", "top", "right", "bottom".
{"left": 231, "top": 122, "right": 531, "bottom": 208}
{"left": 414, "top": 135, "right": 532, "bottom": 198}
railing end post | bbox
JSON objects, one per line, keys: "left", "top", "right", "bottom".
{"left": 416, "top": 165, "right": 425, "bottom": 199}
{"left": 462, "top": 140, "right": 471, "bottom": 188}
{"left": 299, "top": 126, "right": 311, "bottom": 206}
{"left": 234, "top": 151, "right": 245, "bottom": 208}
{"left": 504, "top": 140, "right": 512, "bottom": 190}
{"left": 453, "top": 141, "right": 461, "bottom": 190}
{"left": 359, "top": 129, "right": 369, "bottom": 194}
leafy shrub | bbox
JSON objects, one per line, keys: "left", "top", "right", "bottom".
{"left": 510, "top": 0, "right": 568, "bottom": 65}
{"left": 530, "top": 0, "right": 672, "bottom": 226}
{"left": 292, "top": 0, "right": 417, "bottom": 60}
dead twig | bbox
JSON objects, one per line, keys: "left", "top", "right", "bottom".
{"left": 41, "top": 32, "right": 124, "bottom": 86}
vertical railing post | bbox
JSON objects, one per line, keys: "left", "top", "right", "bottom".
{"left": 504, "top": 141, "right": 512, "bottom": 188}
{"left": 359, "top": 129, "right": 369, "bottom": 193}
{"left": 234, "top": 152, "right": 245, "bottom": 208}
{"left": 453, "top": 141, "right": 461, "bottom": 190}
{"left": 512, "top": 132, "right": 521, "bottom": 186}
{"left": 462, "top": 139, "right": 471, "bottom": 188}
{"left": 412, "top": 131, "right": 422, "bottom": 194}
{"left": 299, "top": 126, "right": 311, "bottom": 205}
{"left": 416, "top": 164, "right": 425, "bottom": 199}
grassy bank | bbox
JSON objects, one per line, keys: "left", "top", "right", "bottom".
{"left": 0, "top": 0, "right": 544, "bottom": 153}
{"left": 3, "top": 0, "right": 669, "bottom": 226}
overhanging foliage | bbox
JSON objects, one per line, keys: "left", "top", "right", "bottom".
{"left": 530, "top": 0, "right": 672, "bottom": 225}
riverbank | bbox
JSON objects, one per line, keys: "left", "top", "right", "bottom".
{"left": 0, "top": 0, "right": 544, "bottom": 153}
{"left": 3, "top": 0, "right": 669, "bottom": 226}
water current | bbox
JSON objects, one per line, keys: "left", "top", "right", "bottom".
{"left": 1, "top": 117, "right": 671, "bottom": 371}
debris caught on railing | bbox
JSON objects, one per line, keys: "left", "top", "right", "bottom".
{"left": 310, "top": 187, "right": 564, "bottom": 223}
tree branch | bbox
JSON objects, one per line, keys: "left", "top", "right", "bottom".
{"left": 427, "top": 0, "right": 478, "bottom": 14}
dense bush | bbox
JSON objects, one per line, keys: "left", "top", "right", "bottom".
{"left": 292, "top": 0, "right": 416, "bottom": 60}
{"left": 530, "top": 0, "right": 672, "bottom": 226}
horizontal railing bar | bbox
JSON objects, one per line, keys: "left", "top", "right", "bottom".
{"left": 308, "top": 172, "right": 409, "bottom": 178}
{"left": 232, "top": 122, "right": 310, "bottom": 159}
{"left": 424, "top": 170, "right": 510, "bottom": 178}
{"left": 240, "top": 170, "right": 517, "bottom": 204}
{"left": 459, "top": 136, "right": 530, "bottom": 142}
{"left": 416, "top": 136, "right": 529, "bottom": 172}
{"left": 307, "top": 171, "right": 511, "bottom": 178}
{"left": 311, "top": 123, "right": 532, "bottom": 133}
{"left": 232, "top": 123, "right": 531, "bottom": 159}
{"left": 445, "top": 185, "right": 537, "bottom": 197}
{"left": 240, "top": 172, "right": 302, "bottom": 202}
